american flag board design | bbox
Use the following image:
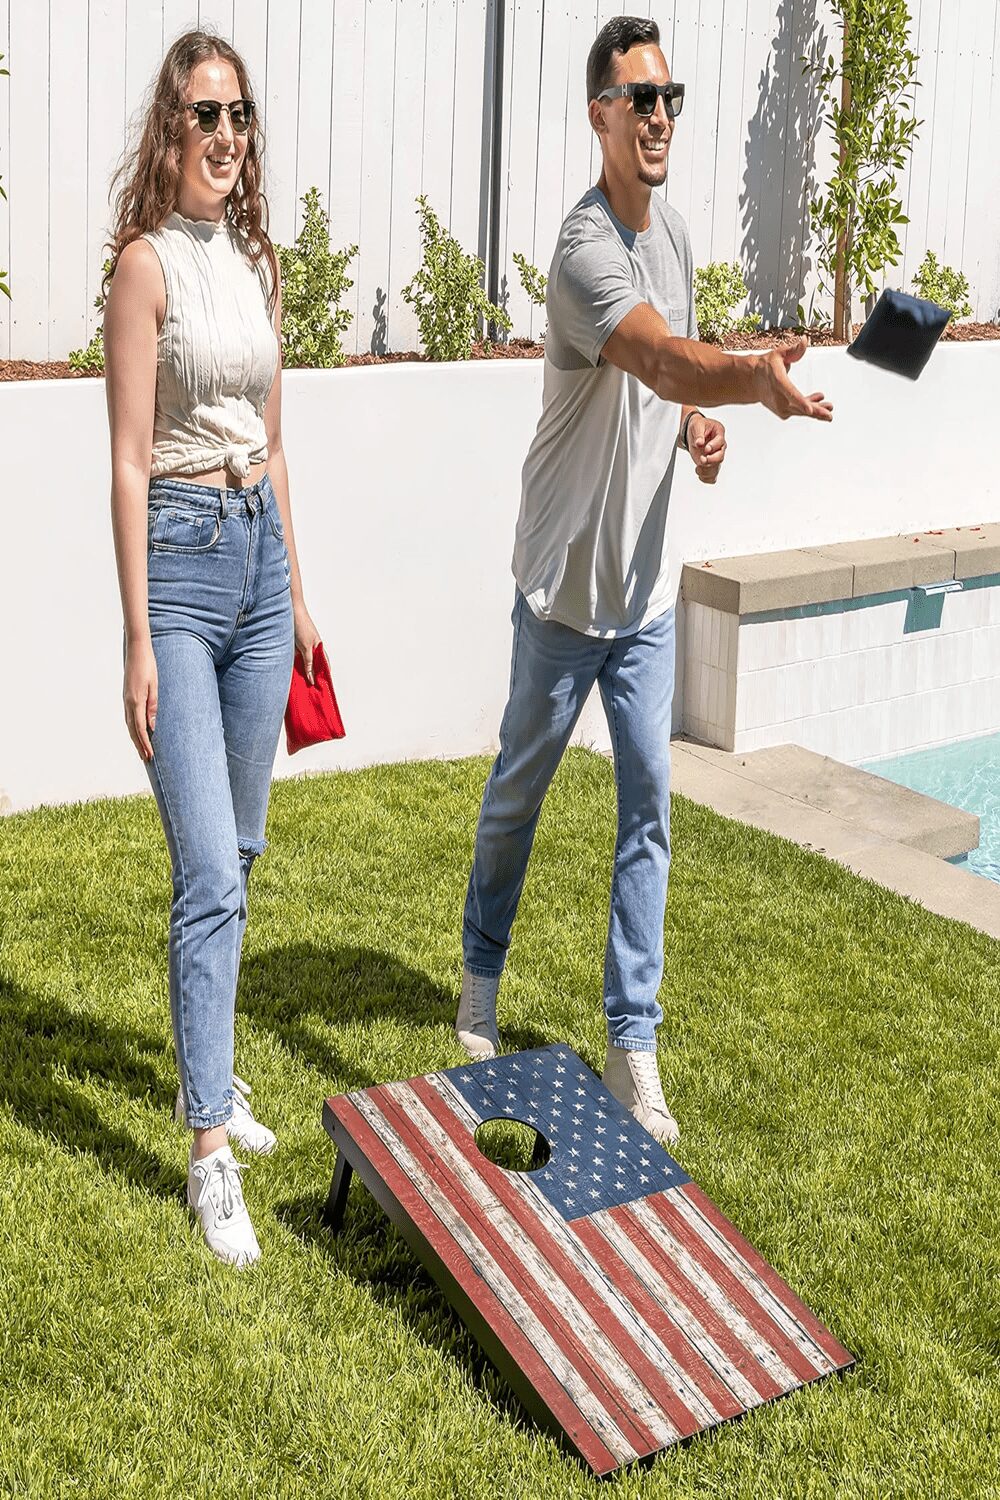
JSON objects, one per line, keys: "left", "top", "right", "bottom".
{"left": 323, "top": 1044, "right": 854, "bottom": 1475}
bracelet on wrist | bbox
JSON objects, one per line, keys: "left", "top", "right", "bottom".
{"left": 680, "top": 410, "right": 702, "bottom": 451}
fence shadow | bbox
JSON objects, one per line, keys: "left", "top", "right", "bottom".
{"left": 740, "top": 0, "right": 828, "bottom": 327}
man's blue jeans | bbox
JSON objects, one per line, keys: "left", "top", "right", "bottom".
{"left": 143, "top": 474, "right": 294, "bottom": 1129}
{"left": 463, "top": 591, "right": 675, "bottom": 1052}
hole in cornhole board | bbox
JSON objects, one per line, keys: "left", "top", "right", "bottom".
{"left": 474, "top": 1117, "right": 551, "bottom": 1173}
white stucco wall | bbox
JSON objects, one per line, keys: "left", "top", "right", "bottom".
{"left": 2, "top": 344, "right": 998, "bottom": 813}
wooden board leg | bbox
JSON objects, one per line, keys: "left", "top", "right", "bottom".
{"left": 323, "top": 1149, "right": 354, "bottom": 1235}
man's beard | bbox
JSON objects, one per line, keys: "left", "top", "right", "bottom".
{"left": 637, "top": 160, "right": 668, "bottom": 188}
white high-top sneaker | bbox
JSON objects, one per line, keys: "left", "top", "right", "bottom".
{"left": 187, "top": 1144, "right": 261, "bottom": 1268}
{"left": 175, "top": 1074, "right": 277, "bottom": 1156}
{"left": 602, "top": 1034, "right": 680, "bottom": 1146}
{"left": 455, "top": 968, "right": 500, "bottom": 1060}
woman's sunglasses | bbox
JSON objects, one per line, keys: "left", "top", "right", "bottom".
{"left": 185, "top": 98, "right": 256, "bottom": 134}
{"left": 596, "top": 81, "right": 685, "bottom": 118}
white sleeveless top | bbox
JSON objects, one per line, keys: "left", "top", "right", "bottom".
{"left": 142, "top": 211, "right": 279, "bottom": 480}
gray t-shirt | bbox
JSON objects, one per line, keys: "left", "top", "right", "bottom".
{"left": 513, "top": 186, "right": 697, "bottom": 637}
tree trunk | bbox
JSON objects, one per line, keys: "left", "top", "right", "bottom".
{"left": 833, "top": 14, "right": 852, "bottom": 341}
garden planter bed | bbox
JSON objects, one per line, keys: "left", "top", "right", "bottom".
{"left": 2, "top": 342, "right": 998, "bottom": 813}
{"left": 716, "top": 321, "right": 1000, "bottom": 349}
{"left": 0, "top": 338, "right": 546, "bottom": 381}
{"left": 2, "top": 323, "right": 995, "bottom": 381}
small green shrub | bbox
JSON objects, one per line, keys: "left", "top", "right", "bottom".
{"left": 402, "top": 195, "right": 511, "bottom": 360}
{"left": 69, "top": 326, "right": 105, "bottom": 372}
{"left": 275, "top": 186, "right": 357, "bottom": 367}
{"left": 513, "top": 251, "right": 547, "bottom": 308}
{"left": 68, "top": 257, "right": 112, "bottom": 371}
{"left": 694, "top": 261, "right": 761, "bottom": 342}
{"left": 911, "top": 250, "right": 973, "bottom": 320}
{"left": 793, "top": 297, "right": 830, "bottom": 332}
{"left": 70, "top": 194, "right": 359, "bottom": 373}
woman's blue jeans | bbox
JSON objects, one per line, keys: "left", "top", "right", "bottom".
{"left": 143, "top": 474, "right": 294, "bottom": 1128}
{"left": 463, "top": 591, "right": 675, "bottom": 1052}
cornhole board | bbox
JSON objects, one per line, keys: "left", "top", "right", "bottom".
{"left": 322, "top": 1044, "right": 854, "bottom": 1476}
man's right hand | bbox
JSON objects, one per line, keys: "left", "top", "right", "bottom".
{"left": 753, "top": 336, "right": 833, "bottom": 422}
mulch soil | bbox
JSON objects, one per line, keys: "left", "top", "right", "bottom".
{"left": 718, "top": 321, "right": 1000, "bottom": 350}
{"left": 0, "top": 337, "right": 547, "bottom": 381}
{"left": 2, "top": 325, "right": 996, "bottom": 381}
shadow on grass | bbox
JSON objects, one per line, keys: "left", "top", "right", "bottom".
{"left": 0, "top": 938, "right": 550, "bottom": 1212}
{"left": 238, "top": 942, "right": 549, "bottom": 1091}
{"left": 256, "top": 944, "right": 554, "bottom": 1437}
{"left": 0, "top": 976, "right": 184, "bottom": 1199}
{"left": 276, "top": 1189, "right": 538, "bottom": 1441}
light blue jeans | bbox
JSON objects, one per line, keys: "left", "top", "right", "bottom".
{"left": 463, "top": 591, "right": 675, "bottom": 1051}
{"left": 143, "top": 473, "right": 294, "bottom": 1128}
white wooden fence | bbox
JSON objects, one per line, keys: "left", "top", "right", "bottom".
{"left": 0, "top": 0, "right": 997, "bottom": 361}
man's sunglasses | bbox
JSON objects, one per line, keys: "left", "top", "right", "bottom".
{"left": 185, "top": 98, "right": 256, "bottom": 134}
{"left": 596, "top": 81, "right": 685, "bottom": 118}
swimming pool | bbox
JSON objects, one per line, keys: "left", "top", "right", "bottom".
{"left": 861, "top": 732, "right": 1000, "bottom": 884}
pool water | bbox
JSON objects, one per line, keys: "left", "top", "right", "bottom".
{"left": 861, "top": 732, "right": 1000, "bottom": 884}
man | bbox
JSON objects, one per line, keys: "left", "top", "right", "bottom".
{"left": 456, "top": 16, "right": 833, "bottom": 1144}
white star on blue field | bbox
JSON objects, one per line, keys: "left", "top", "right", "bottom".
{"left": 446, "top": 1044, "right": 689, "bottom": 1222}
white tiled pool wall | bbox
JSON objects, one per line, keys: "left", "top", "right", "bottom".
{"left": 682, "top": 575, "right": 1000, "bottom": 761}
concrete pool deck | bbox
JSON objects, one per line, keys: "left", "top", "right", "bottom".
{"left": 671, "top": 738, "right": 1000, "bottom": 941}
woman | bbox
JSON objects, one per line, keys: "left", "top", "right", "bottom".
{"left": 104, "top": 31, "right": 319, "bottom": 1267}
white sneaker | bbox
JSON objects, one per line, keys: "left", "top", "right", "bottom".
{"left": 602, "top": 1034, "right": 680, "bottom": 1146}
{"left": 455, "top": 968, "right": 500, "bottom": 1060}
{"left": 187, "top": 1144, "right": 261, "bottom": 1268}
{"left": 175, "top": 1074, "right": 277, "bottom": 1156}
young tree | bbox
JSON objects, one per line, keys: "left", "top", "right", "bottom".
{"left": 805, "top": 2, "right": 920, "bottom": 339}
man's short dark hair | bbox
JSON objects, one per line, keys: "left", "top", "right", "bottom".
{"left": 586, "top": 16, "right": 661, "bottom": 102}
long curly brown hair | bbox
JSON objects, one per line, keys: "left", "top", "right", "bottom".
{"left": 104, "top": 30, "right": 278, "bottom": 312}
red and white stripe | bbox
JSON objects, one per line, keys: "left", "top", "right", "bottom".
{"left": 329, "top": 1072, "right": 852, "bottom": 1475}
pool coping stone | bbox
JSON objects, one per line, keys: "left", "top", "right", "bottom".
{"left": 681, "top": 522, "right": 1000, "bottom": 614}
{"left": 671, "top": 738, "right": 1000, "bottom": 941}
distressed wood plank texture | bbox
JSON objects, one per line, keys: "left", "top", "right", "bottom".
{"left": 323, "top": 1044, "right": 855, "bottom": 1476}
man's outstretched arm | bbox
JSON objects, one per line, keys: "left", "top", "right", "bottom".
{"left": 603, "top": 302, "right": 833, "bottom": 423}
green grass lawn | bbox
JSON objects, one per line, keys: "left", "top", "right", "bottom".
{"left": 1, "top": 749, "right": 998, "bottom": 1499}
